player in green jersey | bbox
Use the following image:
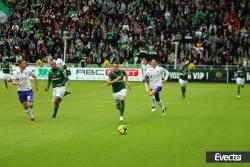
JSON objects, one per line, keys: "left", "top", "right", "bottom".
{"left": 178, "top": 60, "right": 190, "bottom": 99}
{"left": 235, "top": 58, "right": 246, "bottom": 98}
{"left": 45, "top": 61, "right": 69, "bottom": 118}
{"left": 107, "top": 62, "right": 131, "bottom": 121}
{"left": 0, "top": 57, "right": 12, "bottom": 89}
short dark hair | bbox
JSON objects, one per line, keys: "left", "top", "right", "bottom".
{"left": 18, "top": 59, "right": 26, "bottom": 65}
{"left": 151, "top": 58, "right": 158, "bottom": 63}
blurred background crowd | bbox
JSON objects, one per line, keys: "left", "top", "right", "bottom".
{"left": 0, "top": 0, "right": 249, "bottom": 67}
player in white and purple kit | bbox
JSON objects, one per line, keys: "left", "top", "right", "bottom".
{"left": 141, "top": 58, "right": 151, "bottom": 92}
{"left": 12, "top": 59, "right": 38, "bottom": 122}
{"left": 144, "top": 59, "right": 169, "bottom": 116}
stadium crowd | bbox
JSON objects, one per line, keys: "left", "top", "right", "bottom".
{"left": 0, "top": 0, "right": 249, "bottom": 67}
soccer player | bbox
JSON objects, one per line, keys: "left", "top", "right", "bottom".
{"left": 141, "top": 58, "right": 151, "bottom": 92}
{"left": 144, "top": 59, "right": 169, "bottom": 116}
{"left": 12, "top": 59, "right": 38, "bottom": 122}
{"left": 236, "top": 58, "right": 246, "bottom": 98}
{"left": 107, "top": 62, "right": 131, "bottom": 121}
{"left": 178, "top": 60, "right": 190, "bottom": 99}
{"left": 45, "top": 61, "right": 69, "bottom": 118}
{"left": 0, "top": 57, "right": 12, "bottom": 89}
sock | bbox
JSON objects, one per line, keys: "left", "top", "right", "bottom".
{"left": 26, "top": 108, "right": 34, "bottom": 118}
{"left": 181, "top": 86, "right": 186, "bottom": 98}
{"left": 151, "top": 96, "right": 156, "bottom": 107}
{"left": 63, "top": 91, "right": 71, "bottom": 97}
{"left": 53, "top": 103, "right": 60, "bottom": 118}
{"left": 4, "top": 80, "right": 8, "bottom": 89}
{"left": 237, "top": 86, "right": 240, "bottom": 96}
{"left": 115, "top": 99, "right": 120, "bottom": 110}
{"left": 119, "top": 100, "right": 125, "bottom": 116}
{"left": 157, "top": 100, "right": 165, "bottom": 110}
{"left": 144, "top": 83, "right": 149, "bottom": 91}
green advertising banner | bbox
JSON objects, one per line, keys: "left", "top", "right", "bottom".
{"left": 34, "top": 67, "right": 49, "bottom": 80}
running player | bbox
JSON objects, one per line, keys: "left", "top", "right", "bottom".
{"left": 144, "top": 59, "right": 169, "bottom": 116}
{"left": 45, "top": 61, "right": 69, "bottom": 118}
{"left": 12, "top": 59, "right": 38, "bottom": 122}
{"left": 0, "top": 57, "right": 12, "bottom": 89}
{"left": 178, "top": 60, "right": 190, "bottom": 99}
{"left": 107, "top": 62, "right": 131, "bottom": 121}
{"left": 236, "top": 58, "right": 246, "bottom": 98}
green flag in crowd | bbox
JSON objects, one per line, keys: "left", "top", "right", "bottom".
{"left": 0, "top": 2, "right": 12, "bottom": 23}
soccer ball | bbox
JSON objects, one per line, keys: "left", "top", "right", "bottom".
{"left": 117, "top": 125, "right": 127, "bottom": 135}
{"left": 188, "top": 63, "right": 196, "bottom": 70}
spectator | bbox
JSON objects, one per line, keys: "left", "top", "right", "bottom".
{"left": 102, "top": 56, "right": 109, "bottom": 68}
{"left": 0, "top": 0, "right": 249, "bottom": 66}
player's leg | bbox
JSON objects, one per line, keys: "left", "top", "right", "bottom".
{"left": 181, "top": 86, "right": 185, "bottom": 98}
{"left": 3, "top": 74, "right": 8, "bottom": 89}
{"left": 119, "top": 96, "right": 125, "bottom": 121}
{"left": 143, "top": 77, "right": 149, "bottom": 92}
{"left": 115, "top": 99, "right": 120, "bottom": 110}
{"left": 155, "top": 92, "right": 167, "bottom": 116}
{"left": 4, "top": 79, "right": 8, "bottom": 89}
{"left": 26, "top": 90, "right": 35, "bottom": 121}
{"left": 144, "top": 82, "right": 149, "bottom": 92}
{"left": 63, "top": 90, "right": 72, "bottom": 97}
{"left": 63, "top": 81, "right": 72, "bottom": 97}
{"left": 241, "top": 78, "right": 245, "bottom": 88}
{"left": 236, "top": 78, "right": 241, "bottom": 98}
{"left": 22, "top": 101, "right": 34, "bottom": 121}
{"left": 118, "top": 89, "right": 127, "bottom": 121}
{"left": 52, "top": 96, "right": 61, "bottom": 118}
{"left": 149, "top": 89, "right": 157, "bottom": 112}
{"left": 179, "top": 79, "right": 186, "bottom": 98}
{"left": 52, "top": 87, "right": 65, "bottom": 118}
{"left": 151, "top": 95, "right": 156, "bottom": 112}
{"left": 18, "top": 91, "right": 34, "bottom": 121}
{"left": 237, "top": 84, "right": 241, "bottom": 98}
{"left": 181, "top": 83, "right": 187, "bottom": 99}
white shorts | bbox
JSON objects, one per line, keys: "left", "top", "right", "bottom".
{"left": 3, "top": 73, "right": 11, "bottom": 80}
{"left": 236, "top": 78, "right": 245, "bottom": 85}
{"left": 179, "top": 79, "right": 188, "bottom": 86}
{"left": 52, "top": 86, "right": 66, "bottom": 100}
{"left": 112, "top": 89, "right": 127, "bottom": 101}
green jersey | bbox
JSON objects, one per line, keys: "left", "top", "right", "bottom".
{"left": 47, "top": 67, "right": 68, "bottom": 88}
{"left": 179, "top": 66, "right": 189, "bottom": 81}
{"left": 109, "top": 70, "right": 126, "bottom": 93}
{"left": 236, "top": 64, "right": 246, "bottom": 78}
{"left": 1, "top": 62, "right": 11, "bottom": 74}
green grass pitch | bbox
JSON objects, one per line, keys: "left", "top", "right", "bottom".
{"left": 0, "top": 81, "right": 250, "bottom": 167}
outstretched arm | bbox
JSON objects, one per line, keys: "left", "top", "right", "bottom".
{"left": 32, "top": 74, "right": 39, "bottom": 91}
{"left": 163, "top": 68, "right": 170, "bottom": 82}
{"left": 125, "top": 72, "right": 131, "bottom": 90}
{"left": 45, "top": 72, "right": 51, "bottom": 91}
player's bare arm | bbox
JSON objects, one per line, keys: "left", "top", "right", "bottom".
{"left": 125, "top": 74, "right": 131, "bottom": 90}
{"left": 32, "top": 74, "right": 39, "bottom": 91}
